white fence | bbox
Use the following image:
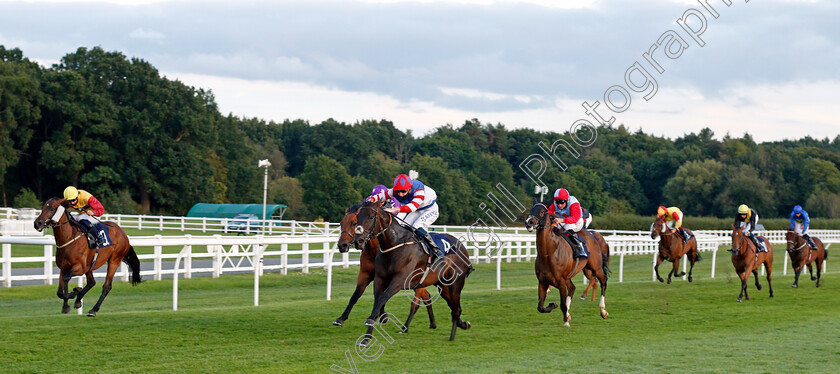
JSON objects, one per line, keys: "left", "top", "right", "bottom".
{"left": 3, "top": 230, "right": 836, "bottom": 312}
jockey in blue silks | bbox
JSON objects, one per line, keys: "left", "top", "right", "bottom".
{"left": 790, "top": 205, "right": 817, "bottom": 249}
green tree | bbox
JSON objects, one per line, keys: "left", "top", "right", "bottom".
{"left": 300, "top": 155, "right": 361, "bottom": 221}
{"left": 12, "top": 188, "right": 40, "bottom": 209}
{"left": 0, "top": 46, "right": 41, "bottom": 204}
{"left": 664, "top": 159, "right": 725, "bottom": 216}
{"left": 270, "top": 176, "right": 304, "bottom": 219}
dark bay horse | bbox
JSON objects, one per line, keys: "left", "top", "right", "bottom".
{"left": 334, "top": 203, "right": 436, "bottom": 332}
{"left": 33, "top": 197, "right": 141, "bottom": 316}
{"left": 352, "top": 201, "right": 472, "bottom": 344}
{"left": 579, "top": 231, "right": 610, "bottom": 301}
{"left": 651, "top": 217, "right": 701, "bottom": 283}
{"left": 729, "top": 225, "right": 773, "bottom": 302}
{"left": 785, "top": 229, "right": 828, "bottom": 288}
{"left": 524, "top": 202, "right": 609, "bottom": 326}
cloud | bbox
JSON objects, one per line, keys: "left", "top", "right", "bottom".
{"left": 128, "top": 28, "right": 166, "bottom": 42}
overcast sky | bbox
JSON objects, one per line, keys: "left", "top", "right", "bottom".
{"left": 1, "top": 0, "right": 838, "bottom": 141}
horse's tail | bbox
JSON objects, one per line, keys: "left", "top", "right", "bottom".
{"left": 602, "top": 242, "right": 611, "bottom": 279}
{"left": 123, "top": 246, "right": 142, "bottom": 285}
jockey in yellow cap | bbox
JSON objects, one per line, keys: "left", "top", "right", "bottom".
{"left": 656, "top": 206, "right": 688, "bottom": 244}
{"left": 734, "top": 204, "right": 767, "bottom": 252}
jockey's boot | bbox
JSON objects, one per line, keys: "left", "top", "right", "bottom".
{"left": 565, "top": 230, "right": 589, "bottom": 259}
{"left": 416, "top": 227, "right": 444, "bottom": 260}
{"left": 803, "top": 234, "right": 818, "bottom": 250}
{"left": 749, "top": 234, "right": 767, "bottom": 253}
{"left": 678, "top": 228, "right": 688, "bottom": 244}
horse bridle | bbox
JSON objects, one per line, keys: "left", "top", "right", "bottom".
{"left": 526, "top": 203, "right": 549, "bottom": 230}
{"left": 355, "top": 206, "right": 393, "bottom": 244}
{"left": 786, "top": 233, "right": 808, "bottom": 252}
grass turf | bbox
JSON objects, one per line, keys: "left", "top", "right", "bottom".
{"left": 0, "top": 253, "right": 838, "bottom": 373}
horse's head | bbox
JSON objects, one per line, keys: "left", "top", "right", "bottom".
{"left": 785, "top": 229, "right": 802, "bottom": 252}
{"left": 730, "top": 224, "right": 746, "bottom": 255}
{"left": 650, "top": 217, "right": 665, "bottom": 239}
{"left": 525, "top": 200, "right": 549, "bottom": 232}
{"left": 338, "top": 203, "right": 363, "bottom": 253}
{"left": 352, "top": 200, "right": 387, "bottom": 248}
{"left": 33, "top": 197, "right": 67, "bottom": 232}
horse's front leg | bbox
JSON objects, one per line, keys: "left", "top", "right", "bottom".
{"left": 537, "top": 281, "right": 557, "bottom": 313}
{"left": 359, "top": 275, "right": 405, "bottom": 347}
{"left": 736, "top": 271, "right": 747, "bottom": 302}
{"left": 654, "top": 255, "right": 665, "bottom": 283}
{"left": 752, "top": 269, "right": 762, "bottom": 291}
{"left": 56, "top": 269, "right": 75, "bottom": 314}
{"left": 808, "top": 262, "right": 816, "bottom": 281}
{"left": 792, "top": 264, "right": 801, "bottom": 288}
{"left": 74, "top": 270, "right": 97, "bottom": 310}
{"left": 556, "top": 278, "right": 571, "bottom": 327}
{"left": 334, "top": 270, "right": 373, "bottom": 326}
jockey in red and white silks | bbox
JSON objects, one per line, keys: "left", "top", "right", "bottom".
{"left": 547, "top": 188, "right": 590, "bottom": 232}
{"left": 369, "top": 174, "right": 438, "bottom": 230}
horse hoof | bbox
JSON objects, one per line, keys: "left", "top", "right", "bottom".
{"left": 379, "top": 315, "right": 390, "bottom": 324}
{"left": 688, "top": 276, "right": 693, "bottom": 283}
{"left": 791, "top": 284, "right": 798, "bottom": 288}
{"left": 398, "top": 327, "right": 408, "bottom": 334}
{"left": 332, "top": 319, "right": 344, "bottom": 326}
{"left": 463, "top": 321, "right": 471, "bottom": 330}
{"left": 667, "top": 279, "right": 672, "bottom": 284}
{"left": 563, "top": 321, "right": 570, "bottom": 327}
{"left": 74, "top": 301, "right": 82, "bottom": 309}
{"left": 811, "top": 277, "right": 817, "bottom": 281}
{"left": 86, "top": 311, "right": 96, "bottom": 317}
{"left": 600, "top": 310, "right": 609, "bottom": 319}
{"left": 357, "top": 339, "right": 370, "bottom": 348}
{"left": 657, "top": 278, "right": 664, "bottom": 283}
{"left": 736, "top": 298, "right": 742, "bottom": 303}
{"left": 61, "top": 305, "right": 70, "bottom": 314}
{"left": 73, "top": 287, "right": 83, "bottom": 293}
{"left": 363, "top": 318, "right": 376, "bottom": 327}
{"left": 579, "top": 296, "right": 586, "bottom": 300}
{"left": 429, "top": 323, "right": 437, "bottom": 329}
{"left": 548, "top": 302, "right": 558, "bottom": 309}
{"left": 756, "top": 284, "right": 762, "bottom": 291}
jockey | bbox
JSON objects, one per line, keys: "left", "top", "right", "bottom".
{"left": 790, "top": 205, "right": 817, "bottom": 250}
{"left": 63, "top": 186, "right": 105, "bottom": 248}
{"left": 734, "top": 204, "right": 767, "bottom": 253}
{"left": 370, "top": 185, "right": 400, "bottom": 215}
{"left": 368, "top": 174, "right": 442, "bottom": 259}
{"left": 657, "top": 206, "right": 688, "bottom": 244}
{"left": 547, "top": 188, "right": 590, "bottom": 259}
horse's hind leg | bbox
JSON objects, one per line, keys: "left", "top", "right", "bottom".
{"left": 441, "top": 280, "right": 470, "bottom": 342}
{"left": 815, "top": 259, "right": 822, "bottom": 287}
{"left": 597, "top": 270, "right": 608, "bottom": 319}
{"left": 87, "top": 261, "right": 119, "bottom": 317}
{"left": 401, "top": 288, "right": 432, "bottom": 333}
{"left": 420, "top": 287, "right": 437, "bottom": 329}
{"left": 74, "top": 271, "right": 97, "bottom": 309}
{"left": 579, "top": 268, "right": 594, "bottom": 300}
{"left": 808, "top": 262, "right": 816, "bottom": 281}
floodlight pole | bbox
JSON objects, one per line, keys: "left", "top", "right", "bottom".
{"left": 258, "top": 159, "right": 271, "bottom": 233}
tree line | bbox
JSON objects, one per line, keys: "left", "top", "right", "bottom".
{"left": 3, "top": 46, "right": 840, "bottom": 223}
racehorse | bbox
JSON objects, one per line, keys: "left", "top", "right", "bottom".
{"left": 352, "top": 201, "right": 472, "bottom": 344}
{"left": 650, "top": 217, "right": 701, "bottom": 284}
{"left": 579, "top": 231, "right": 610, "bottom": 301}
{"left": 33, "top": 197, "right": 141, "bottom": 316}
{"left": 334, "top": 203, "right": 437, "bottom": 332}
{"left": 785, "top": 229, "right": 827, "bottom": 288}
{"left": 524, "top": 201, "right": 609, "bottom": 327}
{"left": 729, "top": 224, "right": 773, "bottom": 302}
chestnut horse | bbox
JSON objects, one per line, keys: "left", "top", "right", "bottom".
{"left": 785, "top": 229, "right": 828, "bottom": 288}
{"left": 352, "top": 201, "right": 472, "bottom": 344}
{"left": 650, "top": 217, "right": 701, "bottom": 283}
{"left": 729, "top": 225, "right": 773, "bottom": 302}
{"left": 334, "top": 203, "right": 436, "bottom": 332}
{"left": 33, "top": 197, "right": 141, "bottom": 316}
{"left": 524, "top": 202, "right": 609, "bottom": 327}
{"left": 579, "top": 232, "right": 610, "bottom": 301}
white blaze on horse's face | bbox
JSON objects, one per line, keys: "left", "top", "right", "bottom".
{"left": 354, "top": 226, "right": 364, "bottom": 235}
{"left": 51, "top": 205, "right": 65, "bottom": 223}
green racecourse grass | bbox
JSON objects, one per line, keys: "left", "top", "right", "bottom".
{"left": 1, "top": 250, "right": 838, "bottom": 374}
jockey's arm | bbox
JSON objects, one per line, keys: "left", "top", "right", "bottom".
{"left": 398, "top": 188, "right": 425, "bottom": 214}
{"left": 803, "top": 211, "right": 810, "bottom": 233}
{"left": 672, "top": 211, "right": 682, "bottom": 229}
{"left": 563, "top": 202, "right": 582, "bottom": 224}
{"left": 86, "top": 196, "right": 105, "bottom": 217}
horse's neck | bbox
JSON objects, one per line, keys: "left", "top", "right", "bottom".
{"left": 536, "top": 228, "right": 560, "bottom": 256}
{"left": 377, "top": 219, "right": 412, "bottom": 249}
{"left": 53, "top": 217, "right": 78, "bottom": 244}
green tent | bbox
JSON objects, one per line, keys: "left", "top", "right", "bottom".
{"left": 186, "top": 203, "right": 287, "bottom": 219}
